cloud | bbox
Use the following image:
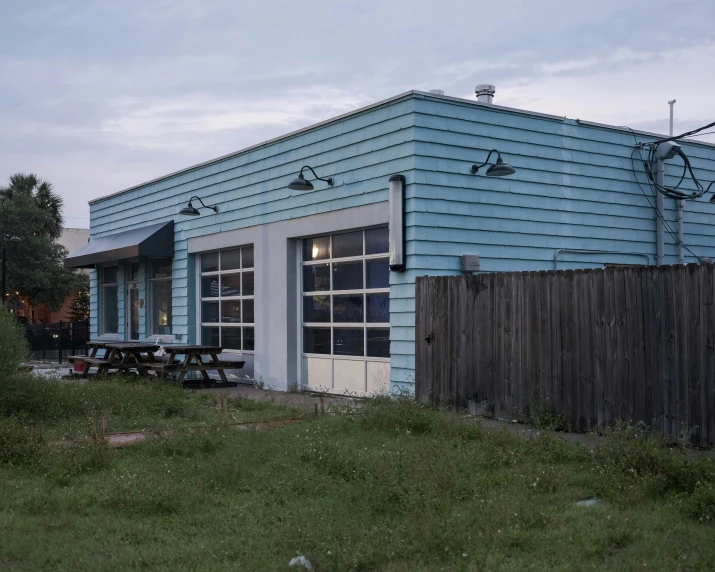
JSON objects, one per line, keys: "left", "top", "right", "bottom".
{"left": 101, "top": 87, "right": 372, "bottom": 151}
{"left": 1, "top": 0, "right": 714, "bottom": 228}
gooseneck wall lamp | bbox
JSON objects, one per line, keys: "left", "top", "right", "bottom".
{"left": 179, "top": 196, "right": 219, "bottom": 216}
{"left": 470, "top": 149, "right": 516, "bottom": 177}
{"left": 287, "top": 166, "right": 334, "bottom": 191}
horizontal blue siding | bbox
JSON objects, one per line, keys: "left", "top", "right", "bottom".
{"left": 89, "top": 96, "right": 417, "bottom": 392}
{"left": 389, "top": 95, "right": 715, "bottom": 392}
{"left": 88, "top": 91, "right": 715, "bottom": 394}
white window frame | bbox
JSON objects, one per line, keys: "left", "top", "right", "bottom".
{"left": 99, "top": 265, "right": 119, "bottom": 336}
{"left": 149, "top": 259, "right": 173, "bottom": 337}
{"left": 301, "top": 228, "right": 390, "bottom": 361}
{"left": 199, "top": 246, "right": 255, "bottom": 353}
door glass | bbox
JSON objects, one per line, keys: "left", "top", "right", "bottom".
{"left": 128, "top": 285, "right": 140, "bottom": 340}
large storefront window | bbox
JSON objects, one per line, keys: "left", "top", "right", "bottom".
{"left": 302, "top": 228, "right": 390, "bottom": 358}
{"left": 100, "top": 266, "right": 118, "bottom": 335}
{"left": 150, "top": 259, "right": 172, "bottom": 336}
{"left": 200, "top": 246, "right": 254, "bottom": 351}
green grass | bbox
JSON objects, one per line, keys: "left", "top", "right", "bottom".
{"left": 1, "top": 379, "right": 714, "bottom": 571}
{"left": 0, "top": 373, "right": 299, "bottom": 439}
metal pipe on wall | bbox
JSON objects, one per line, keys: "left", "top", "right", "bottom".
{"left": 656, "top": 158, "right": 665, "bottom": 266}
{"left": 553, "top": 248, "right": 651, "bottom": 270}
{"left": 669, "top": 100, "right": 686, "bottom": 264}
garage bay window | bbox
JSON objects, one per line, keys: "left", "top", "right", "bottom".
{"left": 100, "top": 266, "right": 119, "bottom": 335}
{"left": 150, "top": 259, "right": 172, "bottom": 336}
{"left": 302, "top": 228, "right": 390, "bottom": 358}
{"left": 200, "top": 246, "right": 254, "bottom": 351}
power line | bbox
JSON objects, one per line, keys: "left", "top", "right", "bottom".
{"left": 651, "top": 120, "right": 715, "bottom": 145}
{"left": 629, "top": 142, "right": 701, "bottom": 261}
{"left": 682, "top": 130, "right": 715, "bottom": 139}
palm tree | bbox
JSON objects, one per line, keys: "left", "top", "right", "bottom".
{"left": 0, "top": 173, "right": 64, "bottom": 240}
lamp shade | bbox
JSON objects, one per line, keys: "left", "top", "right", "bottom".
{"left": 288, "top": 173, "right": 314, "bottom": 191}
{"left": 179, "top": 204, "right": 201, "bottom": 216}
{"left": 485, "top": 158, "right": 516, "bottom": 177}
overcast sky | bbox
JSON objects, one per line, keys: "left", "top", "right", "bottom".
{"left": 1, "top": 0, "right": 714, "bottom": 228}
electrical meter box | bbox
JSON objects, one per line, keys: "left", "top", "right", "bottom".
{"left": 460, "top": 255, "right": 480, "bottom": 273}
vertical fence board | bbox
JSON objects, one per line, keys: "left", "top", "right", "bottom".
{"left": 415, "top": 265, "right": 715, "bottom": 447}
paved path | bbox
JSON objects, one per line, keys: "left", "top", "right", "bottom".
{"left": 207, "top": 385, "right": 359, "bottom": 413}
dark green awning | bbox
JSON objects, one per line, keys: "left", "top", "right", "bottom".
{"left": 65, "top": 221, "right": 174, "bottom": 268}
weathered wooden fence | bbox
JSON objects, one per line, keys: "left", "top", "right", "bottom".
{"left": 415, "top": 265, "right": 715, "bottom": 447}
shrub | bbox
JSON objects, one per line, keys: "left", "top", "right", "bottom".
{"left": 0, "top": 307, "right": 29, "bottom": 378}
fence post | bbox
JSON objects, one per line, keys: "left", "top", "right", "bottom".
{"left": 58, "top": 320, "right": 63, "bottom": 364}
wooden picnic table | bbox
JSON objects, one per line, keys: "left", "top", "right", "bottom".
{"left": 82, "top": 342, "right": 160, "bottom": 376}
{"left": 148, "top": 345, "right": 244, "bottom": 387}
{"left": 68, "top": 340, "right": 110, "bottom": 375}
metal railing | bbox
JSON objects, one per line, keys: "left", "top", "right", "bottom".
{"left": 22, "top": 320, "right": 90, "bottom": 363}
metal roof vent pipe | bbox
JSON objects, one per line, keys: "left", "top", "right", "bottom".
{"left": 428, "top": 89, "right": 444, "bottom": 95}
{"left": 475, "top": 84, "right": 495, "bottom": 104}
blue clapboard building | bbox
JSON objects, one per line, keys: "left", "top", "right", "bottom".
{"left": 66, "top": 89, "right": 715, "bottom": 394}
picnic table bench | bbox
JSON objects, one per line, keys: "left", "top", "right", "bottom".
{"left": 148, "top": 345, "right": 245, "bottom": 387}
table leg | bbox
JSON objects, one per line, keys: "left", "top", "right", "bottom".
{"left": 177, "top": 354, "right": 192, "bottom": 384}
{"left": 103, "top": 348, "right": 119, "bottom": 376}
{"left": 195, "top": 354, "right": 211, "bottom": 383}
{"left": 210, "top": 353, "right": 229, "bottom": 384}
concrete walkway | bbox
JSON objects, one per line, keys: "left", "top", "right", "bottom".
{"left": 207, "top": 384, "right": 360, "bottom": 413}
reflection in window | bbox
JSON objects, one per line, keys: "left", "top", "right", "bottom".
{"left": 100, "top": 266, "right": 119, "bottom": 335}
{"left": 200, "top": 246, "right": 255, "bottom": 352}
{"left": 301, "top": 228, "right": 389, "bottom": 358}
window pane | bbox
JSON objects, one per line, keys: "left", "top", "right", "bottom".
{"left": 243, "top": 299, "right": 254, "bottom": 323}
{"left": 303, "top": 236, "right": 329, "bottom": 261}
{"left": 365, "top": 227, "right": 389, "bottom": 255}
{"left": 303, "top": 295, "right": 330, "bottom": 323}
{"left": 367, "top": 328, "right": 390, "bottom": 358}
{"left": 222, "top": 327, "right": 241, "bottom": 350}
{"left": 221, "top": 300, "right": 241, "bottom": 323}
{"left": 202, "top": 326, "right": 219, "bottom": 346}
{"left": 332, "top": 261, "right": 363, "bottom": 291}
{"left": 242, "top": 247, "right": 254, "bottom": 268}
{"left": 201, "top": 301, "right": 219, "bottom": 323}
{"left": 151, "top": 258, "right": 172, "bottom": 279}
{"left": 221, "top": 249, "right": 241, "bottom": 271}
{"left": 333, "top": 328, "right": 364, "bottom": 356}
{"left": 221, "top": 274, "right": 241, "bottom": 297}
{"left": 102, "top": 285, "right": 118, "bottom": 333}
{"left": 366, "top": 258, "right": 389, "bottom": 289}
{"left": 127, "top": 262, "right": 139, "bottom": 282}
{"left": 333, "top": 295, "right": 363, "bottom": 323}
{"left": 366, "top": 294, "right": 390, "bottom": 323}
{"left": 202, "top": 275, "right": 220, "bottom": 298}
{"left": 303, "top": 327, "right": 330, "bottom": 354}
{"left": 303, "top": 264, "right": 330, "bottom": 292}
{"left": 243, "top": 327, "right": 255, "bottom": 351}
{"left": 151, "top": 280, "right": 172, "bottom": 335}
{"left": 332, "top": 231, "right": 362, "bottom": 258}
{"left": 201, "top": 252, "right": 218, "bottom": 273}
{"left": 242, "top": 272, "right": 254, "bottom": 296}
{"left": 103, "top": 266, "right": 118, "bottom": 284}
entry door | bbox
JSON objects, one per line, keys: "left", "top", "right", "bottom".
{"left": 127, "top": 283, "right": 140, "bottom": 341}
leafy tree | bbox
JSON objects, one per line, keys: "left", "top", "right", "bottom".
{"left": 0, "top": 173, "right": 84, "bottom": 311}
{"left": 68, "top": 287, "right": 90, "bottom": 322}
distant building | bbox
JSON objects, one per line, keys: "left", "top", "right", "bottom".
{"left": 31, "top": 227, "right": 89, "bottom": 323}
